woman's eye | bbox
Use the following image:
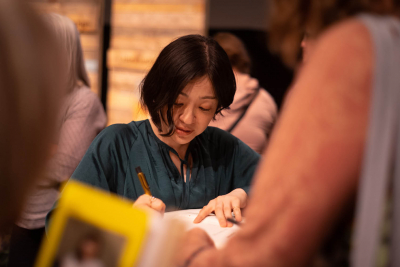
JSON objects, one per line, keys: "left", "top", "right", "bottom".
{"left": 174, "top": 103, "right": 183, "bottom": 107}
{"left": 200, "top": 107, "right": 211, "bottom": 111}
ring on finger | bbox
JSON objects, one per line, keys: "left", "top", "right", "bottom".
{"left": 150, "top": 196, "right": 155, "bottom": 203}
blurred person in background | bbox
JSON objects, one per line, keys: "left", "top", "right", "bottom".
{"left": 0, "top": 0, "right": 67, "bottom": 265}
{"left": 0, "top": 0, "right": 65, "bottom": 233}
{"left": 175, "top": 0, "right": 400, "bottom": 267}
{"left": 8, "top": 14, "right": 107, "bottom": 267}
{"left": 209, "top": 32, "right": 277, "bottom": 154}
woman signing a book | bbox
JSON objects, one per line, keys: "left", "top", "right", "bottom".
{"left": 49, "top": 35, "right": 260, "bottom": 227}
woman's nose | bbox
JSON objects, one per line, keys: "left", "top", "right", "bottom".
{"left": 179, "top": 106, "right": 195, "bottom": 125}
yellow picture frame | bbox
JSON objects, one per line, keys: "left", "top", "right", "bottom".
{"left": 35, "top": 181, "right": 151, "bottom": 267}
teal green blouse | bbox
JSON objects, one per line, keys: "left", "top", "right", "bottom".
{"left": 64, "top": 120, "right": 259, "bottom": 210}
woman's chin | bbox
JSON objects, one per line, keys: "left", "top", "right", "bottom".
{"left": 172, "top": 132, "right": 195, "bottom": 145}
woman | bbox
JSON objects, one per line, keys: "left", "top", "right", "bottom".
{"left": 175, "top": 1, "right": 400, "bottom": 267}
{"left": 50, "top": 35, "right": 260, "bottom": 228}
{"left": 8, "top": 14, "right": 106, "bottom": 267}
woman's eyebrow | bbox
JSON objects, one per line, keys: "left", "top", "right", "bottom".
{"left": 200, "top": 96, "right": 216, "bottom": 100}
{"left": 179, "top": 92, "right": 216, "bottom": 99}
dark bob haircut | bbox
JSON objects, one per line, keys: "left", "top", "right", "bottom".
{"left": 140, "top": 34, "right": 236, "bottom": 136}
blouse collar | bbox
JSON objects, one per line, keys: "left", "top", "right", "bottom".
{"left": 144, "top": 119, "right": 193, "bottom": 163}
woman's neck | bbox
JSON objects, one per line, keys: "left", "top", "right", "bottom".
{"left": 149, "top": 119, "right": 189, "bottom": 159}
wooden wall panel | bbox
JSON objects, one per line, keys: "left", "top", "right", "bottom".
{"left": 87, "top": 72, "right": 99, "bottom": 95}
{"left": 107, "top": 49, "right": 159, "bottom": 71}
{"left": 32, "top": 2, "right": 62, "bottom": 13}
{"left": 80, "top": 34, "right": 101, "bottom": 51}
{"left": 62, "top": 3, "right": 101, "bottom": 33}
{"left": 112, "top": 11, "right": 204, "bottom": 30}
{"left": 107, "top": 90, "right": 147, "bottom": 125}
{"left": 113, "top": 0, "right": 204, "bottom": 4}
{"left": 108, "top": 70, "right": 146, "bottom": 91}
{"left": 31, "top": 0, "right": 103, "bottom": 98}
{"left": 107, "top": 70, "right": 147, "bottom": 125}
{"left": 107, "top": 0, "right": 207, "bottom": 125}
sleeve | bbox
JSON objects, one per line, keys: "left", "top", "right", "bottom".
{"left": 210, "top": 127, "right": 260, "bottom": 196}
{"left": 45, "top": 124, "right": 133, "bottom": 232}
{"left": 69, "top": 124, "right": 134, "bottom": 192}
{"left": 230, "top": 139, "right": 260, "bottom": 195}
{"left": 44, "top": 90, "right": 107, "bottom": 186}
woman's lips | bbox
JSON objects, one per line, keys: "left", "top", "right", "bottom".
{"left": 175, "top": 126, "right": 193, "bottom": 136}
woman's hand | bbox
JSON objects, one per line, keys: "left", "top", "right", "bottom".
{"left": 193, "top": 188, "right": 247, "bottom": 227}
{"left": 133, "top": 194, "right": 166, "bottom": 215}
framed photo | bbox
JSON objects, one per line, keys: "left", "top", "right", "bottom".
{"left": 53, "top": 217, "right": 126, "bottom": 267}
{"left": 35, "top": 181, "right": 180, "bottom": 267}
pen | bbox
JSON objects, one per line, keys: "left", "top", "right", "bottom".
{"left": 227, "top": 217, "right": 242, "bottom": 226}
{"left": 135, "top": 166, "right": 151, "bottom": 196}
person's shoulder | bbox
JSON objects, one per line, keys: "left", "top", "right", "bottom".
{"left": 203, "top": 126, "right": 235, "bottom": 139}
{"left": 201, "top": 127, "right": 259, "bottom": 160}
{"left": 310, "top": 18, "right": 373, "bottom": 73}
{"left": 94, "top": 121, "right": 144, "bottom": 147}
{"left": 68, "top": 85, "right": 103, "bottom": 110}
{"left": 256, "top": 89, "right": 277, "bottom": 113}
{"left": 295, "top": 17, "right": 373, "bottom": 104}
{"left": 328, "top": 18, "right": 371, "bottom": 48}
{"left": 76, "top": 85, "right": 101, "bottom": 101}
{"left": 201, "top": 126, "right": 240, "bottom": 149}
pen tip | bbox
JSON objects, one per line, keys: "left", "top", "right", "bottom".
{"left": 135, "top": 166, "right": 142, "bottom": 173}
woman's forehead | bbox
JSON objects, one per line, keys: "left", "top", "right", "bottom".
{"left": 180, "top": 76, "right": 215, "bottom": 98}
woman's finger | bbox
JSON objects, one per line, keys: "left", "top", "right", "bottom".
{"left": 133, "top": 194, "right": 152, "bottom": 207}
{"left": 214, "top": 197, "right": 227, "bottom": 227}
{"left": 193, "top": 201, "right": 215, "bottom": 223}
{"left": 150, "top": 197, "right": 166, "bottom": 215}
{"left": 232, "top": 198, "right": 242, "bottom": 222}
{"left": 133, "top": 195, "right": 166, "bottom": 215}
{"left": 223, "top": 200, "right": 233, "bottom": 227}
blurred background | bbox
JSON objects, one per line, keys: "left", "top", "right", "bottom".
{"left": 30, "top": 0, "right": 293, "bottom": 126}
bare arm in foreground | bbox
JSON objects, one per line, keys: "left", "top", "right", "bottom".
{"left": 175, "top": 20, "right": 374, "bottom": 267}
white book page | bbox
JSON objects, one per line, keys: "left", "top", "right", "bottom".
{"left": 163, "top": 209, "right": 240, "bottom": 248}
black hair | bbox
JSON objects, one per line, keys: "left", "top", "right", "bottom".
{"left": 140, "top": 34, "right": 236, "bottom": 136}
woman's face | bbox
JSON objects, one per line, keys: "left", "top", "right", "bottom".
{"left": 80, "top": 239, "right": 99, "bottom": 260}
{"left": 167, "top": 75, "right": 218, "bottom": 147}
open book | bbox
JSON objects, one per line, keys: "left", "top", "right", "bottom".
{"left": 164, "top": 209, "right": 240, "bottom": 248}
